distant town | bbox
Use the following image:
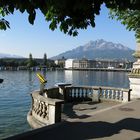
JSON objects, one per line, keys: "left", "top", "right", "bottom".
{"left": 0, "top": 53, "right": 133, "bottom": 71}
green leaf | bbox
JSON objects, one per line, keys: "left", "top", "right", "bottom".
{"left": 28, "top": 11, "right": 36, "bottom": 25}
{"left": 8, "top": 6, "right": 14, "bottom": 14}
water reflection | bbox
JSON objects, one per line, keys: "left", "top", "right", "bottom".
{"left": 28, "top": 71, "right": 32, "bottom": 82}
{"left": 42, "top": 70, "right": 47, "bottom": 79}
{"left": 64, "top": 70, "right": 129, "bottom": 88}
{"left": 64, "top": 70, "right": 73, "bottom": 83}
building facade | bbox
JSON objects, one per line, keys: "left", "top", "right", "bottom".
{"left": 64, "top": 58, "right": 133, "bottom": 69}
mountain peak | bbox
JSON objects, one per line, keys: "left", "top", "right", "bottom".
{"left": 0, "top": 53, "right": 24, "bottom": 58}
{"left": 87, "top": 39, "right": 131, "bottom": 51}
{"left": 51, "top": 39, "right": 134, "bottom": 61}
{"left": 96, "top": 39, "right": 106, "bottom": 43}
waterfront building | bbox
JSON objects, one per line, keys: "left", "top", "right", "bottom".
{"left": 73, "top": 58, "right": 96, "bottom": 68}
{"left": 95, "top": 59, "right": 133, "bottom": 69}
{"left": 65, "top": 59, "right": 74, "bottom": 69}
{"left": 65, "top": 58, "right": 133, "bottom": 69}
{"left": 55, "top": 57, "right": 66, "bottom": 68}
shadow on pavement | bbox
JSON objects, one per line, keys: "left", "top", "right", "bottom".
{"left": 62, "top": 102, "right": 96, "bottom": 119}
{"left": 7, "top": 118, "right": 140, "bottom": 140}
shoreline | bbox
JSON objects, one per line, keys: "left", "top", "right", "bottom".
{"left": 65, "top": 68, "right": 131, "bottom": 72}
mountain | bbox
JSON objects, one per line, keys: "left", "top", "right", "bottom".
{"left": 51, "top": 39, "right": 135, "bottom": 61}
{"left": 0, "top": 53, "right": 24, "bottom": 58}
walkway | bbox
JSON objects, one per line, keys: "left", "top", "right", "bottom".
{"left": 6, "top": 100, "right": 140, "bottom": 140}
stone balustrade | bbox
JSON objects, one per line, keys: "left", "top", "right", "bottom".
{"left": 99, "top": 86, "right": 131, "bottom": 102}
{"left": 129, "top": 68, "right": 140, "bottom": 77}
{"left": 27, "top": 85, "right": 131, "bottom": 129}
{"left": 64, "top": 86, "right": 131, "bottom": 103}
{"left": 65, "top": 86, "right": 99, "bottom": 102}
{"left": 27, "top": 90, "right": 63, "bottom": 128}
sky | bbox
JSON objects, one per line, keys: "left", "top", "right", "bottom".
{"left": 0, "top": 5, "right": 136, "bottom": 58}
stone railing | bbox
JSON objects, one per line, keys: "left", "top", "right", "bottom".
{"left": 27, "top": 85, "right": 131, "bottom": 129}
{"left": 63, "top": 86, "right": 131, "bottom": 103}
{"left": 99, "top": 86, "right": 131, "bottom": 102}
{"left": 65, "top": 86, "right": 99, "bottom": 102}
{"left": 44, "top": 87, "right": 59, "bottom": 98}
{"left": 27, "top": 90, "right": 63, "bottom": 128}
{"left": 128, "top": 68, "right": 140, "bottom": 78}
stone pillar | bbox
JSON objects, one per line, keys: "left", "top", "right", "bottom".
{"left": 92, "top": 89, "right": 100, "bottom": 102}
{"left": 122, "top": 89, "right": 131, "bottom": 102}
{"left": 128, "top": 42, "right": 140, "bottom": 99}
{"left": 56, "top": 83, "right": 71, "bottom": 100}
{"left": 48, "top": 101, "right": 63, "bottom": 124}
{"left": 58, "top": 86, "right": 65, "bottom": 100}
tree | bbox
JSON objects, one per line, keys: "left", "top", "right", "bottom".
{"left": 109, "top": 9, "right": 140, "bottom": 57}
{"left": 43, "top": 53, "right": 47, "bottom": 66}
{"left": 0, "top": 0, "right": 140, "bottom": 36}
{"left": 109, "top": 9, "right": 140, "bottom": 41}
{"left": 27, "top": 53, "right": 34, "bottom": 68}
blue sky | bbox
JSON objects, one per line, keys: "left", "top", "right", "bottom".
{"left": 0, "top": 5, "right": 136, "bottom": 58}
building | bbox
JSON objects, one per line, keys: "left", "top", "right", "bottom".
{"left": 73, "top": 58, "right": 96, "bottom": 68}
{"left": 55, "top": 57, "right": 66, "bottom": 68}
{"left": 65, "top": 58, "right": 133, "bottom": 69}
{"left": 65, "top": 59, "right": 74, "bottom": 69}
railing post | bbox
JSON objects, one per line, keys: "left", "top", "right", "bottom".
{"left": 92, "top": 88, "right": 100, "bottom": 102}
{"left": 56, "top": 83, "right": 71, "bottom": 100}
{"left": 59, "top": 86, "right": 65, "bottom": 100}
{"left": 48, "top": 101, "right": 63, "bottom": 124}
{"left": 123, "top": 89, "right": 131, "bottom": 102}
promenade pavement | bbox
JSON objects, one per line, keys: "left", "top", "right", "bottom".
{"left": 6, "top": 100, "right": 140, "bottom": 140}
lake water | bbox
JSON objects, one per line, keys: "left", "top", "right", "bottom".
{"left": 0, "top": 70, "right": 130, "bottom": 139}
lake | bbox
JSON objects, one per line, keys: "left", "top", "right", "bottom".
{"left": 0, "top": 70, "right": 130, "bottom": 139}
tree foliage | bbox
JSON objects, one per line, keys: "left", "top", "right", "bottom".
{"left": 109, "top": 9, "right": 140, "bottom": 42}
{"left": 0, "top": 0, "right": 140, "bottom": 36}
{"left": 27, "top": 53, "right": 35, "bottom": 67}
{"left": 43, "top": 53, "right": 47, "bottom": 65}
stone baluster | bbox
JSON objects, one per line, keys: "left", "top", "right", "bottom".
{"left": 107, "top": 89, "right": 110, "bottom": 99}
{"left": 113, "top": 90, "right": 116, "bottom": 99}
{"left": 103, "top": 89, "right": 106, "bottom": 98}
{"left": 110, "top": 89, "right": 113, "bottom": 99}
{"left": 77, "top": 88, "right": 80, "bottom": 99}
{"left": 104, "top": 89, "right": 107, "bottom": 98}
{"left": 81, "top": 88, "right": 84, "bottom": 98}
{"left": 71, "top": 89, "right": 73, "bottom": 99}
{"left": 76, "top": 88, "right": 78, "bottom": 98}
{"left": 69, "top": 88, "right": 72, "bottom": 101}
{"left": 120, "top": 90, "right": 123, "bottom": 101}
{"left": 85, "top": 89, "right": 88, "bottom": 98}
{"left": 79, "top": 88, "right": 82, "bottom": 98}
{"left": 73, "top": 88, "right": 76, "bottom": 98}
{"left": 82, "top": 89, "right": 85, "bottom": 98}
{"left": 115, "top": 90, "right": 118, "bottom": 100}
